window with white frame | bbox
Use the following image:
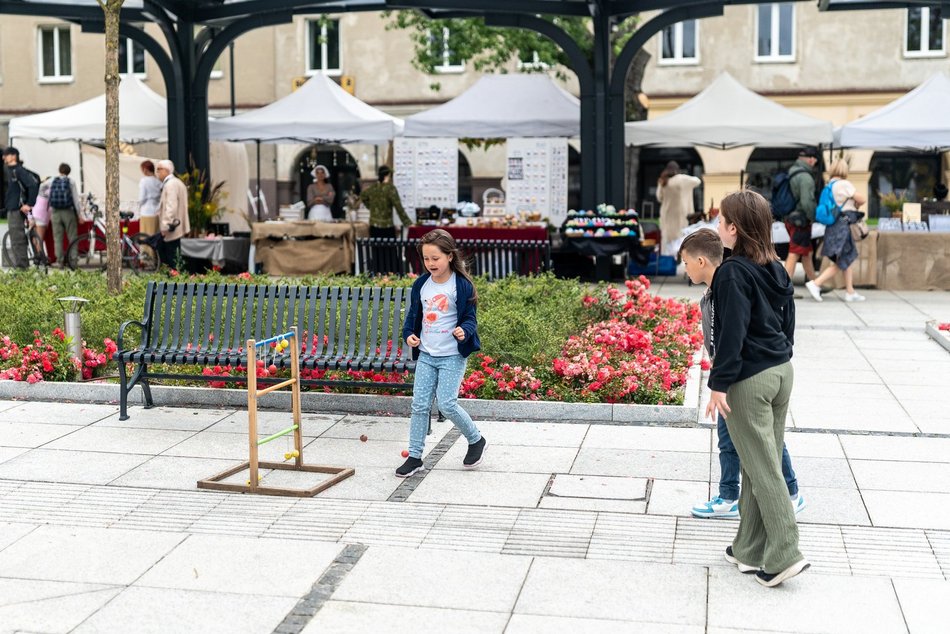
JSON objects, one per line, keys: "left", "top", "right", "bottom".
{"left": 755, "top": 3, "right": 795, "bottom": 62}
{"left": 517, "top": 50, "right": 550, "bottom": 70}
{"left": 38, "top": 25, "right": 73, "bottom": 82}
{"left": 431, "top": 27, "right": 464, "bottom": 73}
{"left": 306, "top": 18, "right": 341, "bottom": 75}
{"left": 660, "top": 20, "right": 699, "bottom": 64}
{"left": 118, "top": 37, "right": 146, "bottom": 77}
{"left": 905, "top": 7, "right": 945, "bottom": 57}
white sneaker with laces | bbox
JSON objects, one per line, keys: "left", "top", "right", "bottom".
{"left": 691, "top": 497, "right": 739, "bottom": 519}
{"left": 844, "top": 292, "right": 866, "bottom": 302}
{"left": 804, "top": 280, "right": 823, "bottom": 302}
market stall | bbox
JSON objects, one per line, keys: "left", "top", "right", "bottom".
{"left": 251, "top": 221, "right": 369, "bottom": 276}
{"left": 561, "top": 206, "right": 643, "bottom": 280}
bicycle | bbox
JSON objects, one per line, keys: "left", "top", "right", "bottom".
{"left": 65, "top": 193, "right": 160, "bottom": 274}
{"left": 1, "top": 213, "right": 48, "bottom": 272}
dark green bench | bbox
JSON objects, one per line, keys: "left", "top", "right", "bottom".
{"left": 115, "top": 281, "right": 414, "bottom": 420}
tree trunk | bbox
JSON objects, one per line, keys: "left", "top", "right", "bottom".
{"left": 100, "top": 0, "right": 125, "bottom": 293}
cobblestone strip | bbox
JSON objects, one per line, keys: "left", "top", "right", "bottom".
{"left": 272, "top": 543, "right": 367, "bottom": 634}
{"left": 386, "top": 427, "right": 461, "bottom": 502}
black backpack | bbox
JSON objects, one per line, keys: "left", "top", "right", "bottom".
{"left": 49, "top": 176, "right": 73, "bottom": 209}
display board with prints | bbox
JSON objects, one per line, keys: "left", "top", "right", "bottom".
{"left": 393, "top": 137, "right": 459, "bottom": 210}
{"left": 505, "top": 138, "right": 569, "bottom": 227}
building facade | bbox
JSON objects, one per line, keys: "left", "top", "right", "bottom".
{"left": 0, "top": 4, "right": 946, "bottom": 216}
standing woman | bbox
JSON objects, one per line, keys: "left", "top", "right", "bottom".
{"left": 657, "top": 161, "right": 701, "bottom": 255}
{"left": 804, "top": 159, "right": 867, "bottom": 303}
{"left": 138, "top": 160, "right": 162, "bottom": 237}
{"left": 707, "top": 190, "right": 809, "bottom": 588}
{"left": 306, "top": 165, "right": 335, "bottom": 221}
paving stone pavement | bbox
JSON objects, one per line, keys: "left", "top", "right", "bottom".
{"left": 1, "top": 281, "right": 949, "bottom": 633}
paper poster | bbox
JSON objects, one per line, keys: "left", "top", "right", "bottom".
{"left": 505, "top": 137, "right": 568, "bottom": 220}
{"left": 393, "top": 137, "right": 459, "bottom": 209}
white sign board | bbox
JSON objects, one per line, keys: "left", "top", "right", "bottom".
{"left": 506, "top": 137, "right": 568, "bottom": 223}
{"left": 393, "top": 137, "right": 459, "bottom": 209}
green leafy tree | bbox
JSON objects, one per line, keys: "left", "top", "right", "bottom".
{"left": 385, "top": 12, "right": 651, "bottom": 205}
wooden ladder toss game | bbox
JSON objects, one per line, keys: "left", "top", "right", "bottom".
{"left": 197, "top": 326, "right": 355, "bottom": 497}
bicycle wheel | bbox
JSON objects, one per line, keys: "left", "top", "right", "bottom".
{"left": 27, "top": 227, "right": 49, "bottom": 273}
{"left": 1, "top": 231, "right": 13, "bottom": 268}
{"left": 66, "top": 233, "right": 108, "bottom": 271}
{"left": 123, "top": 233, "right": 161, "bottom": 274}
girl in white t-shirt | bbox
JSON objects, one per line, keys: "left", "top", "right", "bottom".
{"left": 804, "top": 159, "right": 868, "bottom": 303}
{"left": 397, "top": 229, "right": 485, "bottom": 478}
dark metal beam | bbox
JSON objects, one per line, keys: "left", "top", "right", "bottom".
{"left": 387, "top": 0, "right": 591, "bottom": 16}
{"left": 0, "top": 0, "right": 147, "bottom": 21}
{"left": 195, "top": 0, "right": 387, "bottom": 21}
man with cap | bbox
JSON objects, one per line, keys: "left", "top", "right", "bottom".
{"left": 2, "top": 147, "right": 39, "bottom": 269}
{"left": 784, "top": 146, "right": 820, "bottom": 283}
{"left": 359, "top": 165, "right": 413, "bottom": 239}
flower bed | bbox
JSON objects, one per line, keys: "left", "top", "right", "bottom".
{"left": 0, "top": 270, "right": 702, "bottom": 405}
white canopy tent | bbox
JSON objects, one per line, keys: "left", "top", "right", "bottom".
{"left": 403, "top": 74, "right": 580, "bottom": 138}
{"left": 8, "top": 77, "right": 251, "bottom": 231}
{"left": 208, "top": 73, "right": 403, "bottom": 144}
{"left": 834, "top": 73, "right": 950, "bottom": 151}
{"left": 625, "top": 72, "right": 834, "bottom": 149}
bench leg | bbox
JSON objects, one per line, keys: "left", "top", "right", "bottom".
{"left": 118, "top": 362, "right": 130, "bottom": 421}
{"left": 140, "top": 368, "right": 154, "bottom": 410}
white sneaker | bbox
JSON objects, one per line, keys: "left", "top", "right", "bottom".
{"left": 844, "top": 292, "right": 866, "bottom": 302}
{"left": 804, "top": 281, "right": 823, "bottom": 302}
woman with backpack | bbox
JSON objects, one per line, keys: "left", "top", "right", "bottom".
{"left": 48, "top": 163, "right": 81, "bottom": 269}
{"left": 804, "top": 159, "right": 866, "bottom": 303}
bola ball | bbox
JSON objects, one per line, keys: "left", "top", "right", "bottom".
{"left": 360, "top": 434, "right": 368, "bottom": 442}
{"left": 401, "top": 450, "right": 409, "bottom": 458}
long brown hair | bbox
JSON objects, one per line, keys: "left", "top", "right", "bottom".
{"left": 417, "top": 229, "right": 478, "bottom": 303}
{"left": 719, "top": 190, "right": 779, "bottom": 265}
{"left": 658, "top": 161, "right": 680, "bottom": 188}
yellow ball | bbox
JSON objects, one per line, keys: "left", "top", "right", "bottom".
{"left": 291, "top": 450, "right": 300, "bottom": 458}
{"left": 284, "top": 452, "right": 292, "bottom": 460}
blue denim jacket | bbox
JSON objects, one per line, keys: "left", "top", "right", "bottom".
{"left": 402, "top": 272, "right": 480, "bottom": 359}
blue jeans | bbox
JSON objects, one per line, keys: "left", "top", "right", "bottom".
{"left": 718, "top": 414, "right": 798, "bottom": 500}
{"left": 409, "top": 352, "right": 480, "bottom": 458}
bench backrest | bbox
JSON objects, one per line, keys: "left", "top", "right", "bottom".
{"left": 356, "top": 238, "right": 551, "bottom": 279}
{"left": 139, "top": 282, "right": 412, "bottom": 363}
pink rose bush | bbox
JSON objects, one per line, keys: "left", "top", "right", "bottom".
{"left": 0, "top": 328, "right": 118, "bottom": 383}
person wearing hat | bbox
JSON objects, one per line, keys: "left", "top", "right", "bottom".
{"left": 359, "top": 165, "right": 413, "bottom": 238}
{"left": 306, "top": 165, "right": 335, "bottom": 221}
{"left": 784, "top": 146, "right": 820, "bottom": 283}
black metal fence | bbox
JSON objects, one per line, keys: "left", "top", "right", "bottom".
{"left": 356, "top": 238, "right": 552, "bottom": 279}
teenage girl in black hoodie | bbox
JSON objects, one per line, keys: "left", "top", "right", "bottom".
{"left": 706, "top": 190, "right": 809, "bottom": 588}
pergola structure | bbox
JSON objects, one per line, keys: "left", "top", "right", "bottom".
{"left": 0, "top": 0, "right": 917, "bottom": 207}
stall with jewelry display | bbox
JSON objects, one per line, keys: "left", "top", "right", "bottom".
{"left": 393, "top": 137, "right": 459, "bottom": 211}
{"left": 561, "top": 204, "right": 643, "bottom": 280}
{"left": 505, "top": 137, "right": 569, "bottom": 228}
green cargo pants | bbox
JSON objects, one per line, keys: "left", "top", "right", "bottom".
{"left": 724, "top": 361, "right": 804, "bottom": 574}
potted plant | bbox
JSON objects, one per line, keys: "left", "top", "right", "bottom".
{"left": 879, "top": 191, "right": 907, "bottom": 218}
{"left": 179, "top": 167, "right": 227, "bottom": 237}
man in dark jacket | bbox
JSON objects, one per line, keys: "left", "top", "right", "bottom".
{"left": 2, "top": 147, "right": 39, "bottom": 269}
{"left": 784, "top": 146, "right": 819, "bottom": 283}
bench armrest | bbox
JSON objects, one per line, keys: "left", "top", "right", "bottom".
{"left": 117, "top": 319, "right": 149, "bottom": 353}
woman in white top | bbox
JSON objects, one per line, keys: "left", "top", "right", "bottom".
{"left": 657, "top": 161, "right": 702, "bottom": 255}
{"left": 306, "top": 165, "right": 335, "bottom": 221}
{"left": 804, "top": 159, "right": 867, "bottom": 303}
{"left": 138, "top": 160, "right": 163, "bottom": 236}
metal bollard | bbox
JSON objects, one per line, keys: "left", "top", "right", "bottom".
{"left": 56, "top": 296, "right": 89, "bottom": 361}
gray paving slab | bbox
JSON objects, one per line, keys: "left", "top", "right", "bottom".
{"left": 320, "top": 415, "right": 451, "bottom": 441}
{"left": 407, "top": 470, "right": 550, "bottom": 507}
{"left": 0, "top": 579, "right": 122, "bottom": 634}
{"left": 707, "top": 567, "right": 906, "bottom": 633}
{"left": 0, "top": 421, "right": 83, "bottom": 448}
{"left": 851, "top": 459, "right": 950, "bottom": 493}
{"left": 0, "top": 525, "right": 185, "bottom": 585}
{"left": 0, "top": 446, "right": 27, "bottom": 465}
{"left": 647, "top": 479, "right": 710, "bottom": 518}
{"left": 303, "top": 465, "right": 402, "bottom": 501}
{"left": 548, "top": 474, "right": 647, "bottom": 500}
{"left": 538, "top": 495, "right": 647, "bottom": 513}
{"left": 160, "top": 429, "right": 309, "bottom": 461}
{"left": 782, "top": 432, "right": 846, "bottom": 459}
{"left": 206, "top": 410, "right": 342, "bottom": 437}
{"left": 788, "top": 456, "right": 858, "bottom": 489}
{"left": 0, "top": 399, "right": 21, "bottom": 413}
{"left": 333, "top": 546, "right": 531, "bottom": 612}
{"left": 506, "top": 614, "right": 704, "bottom": 634}
{"left": 571, "top": 447, "right": 710, "bottom": 481}
{"left": 95, "top": 405, "right": 234, "bottom": 431}
{"left": 503, "top": 508, "right": 596, "bottom": 558}
{"left": 795, "top": 487, "right": 871, "bottom": 526}
{"left": 894, "top": 578, "right": 950, "bottom": 634}
{"left": 290, "top": 436, "right": 437, "bottom": 468}
{"left": 514, "top": 558, "right": 706, "bottom": 625}
{"left": 0, "top": 521, "right": 38, "bottom": 552}
{"left": 0, "top": 448, "right": 151, "bottom": 485}
{"left": 302, "top": 601, "right": 510, "bottom": 634}
{"left": 841, "top": 435, "right": 950, "bottom": 462}
{"left": 582, "top": 425, "right": 710, "bottom": 452}
{"left": 73, "top": 586, "right": 297, "bottom": 634}
{"left": 0, "top": 401, "right": 118, "bottom": 425}
{"left": 469, "top": 420, "right": 590, "bottom": 447}
{"left": 435, "top": 439, "right": 578, "bottom": 473}
{"left": 44, "top": 425, "right": 195, "bottom": 455}
{"left": 135, "top": 534, "right": 342, "bottom": 597}
{"left": 109, "top": 455, "right": 242, "bottom": 490}
{"left": 863, "top": 490, "right": 950, "bottom": 530}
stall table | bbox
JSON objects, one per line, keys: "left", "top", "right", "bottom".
{"left": 181, "top": 237, "right": 251, "bottom": 272}
{"left": 874, "top": 231, "right": 950, "bottom": 290}
{"left": 251, "top": 220, "right": 369, "bottom": 275}
{"left": 562, "top": 235, "right": 642, "bottom": 281}
{"left": 407, "top": 224, "right": 548, "bottom": 242}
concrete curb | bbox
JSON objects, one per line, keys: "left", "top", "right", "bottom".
{"left": 925, "top": 320, "right": 950, "bottom": 354}
{"left": 0, "top": 355, "right": 703, "bottom": 425}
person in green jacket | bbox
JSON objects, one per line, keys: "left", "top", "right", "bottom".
{"left": 360, "top": 165, "right": 413, "bottom": 239}
{"left": 784, "top": 147, "right": 819, "bottom": 283}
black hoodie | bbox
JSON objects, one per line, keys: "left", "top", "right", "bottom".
{"left": 707, "top": 255, "right": 795, "bottom": 393}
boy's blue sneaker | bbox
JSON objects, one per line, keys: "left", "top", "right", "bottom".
{"left": 792, "top": 493, "right": 806, "bottom": 514}
{"left": 691, "top": 497, "right": 739, "bottom": 519}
